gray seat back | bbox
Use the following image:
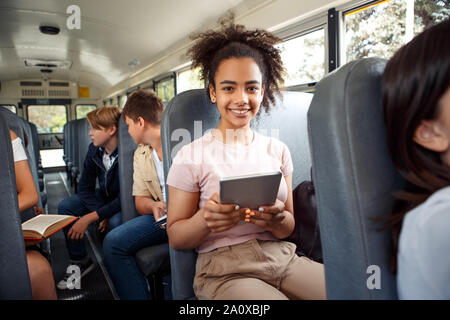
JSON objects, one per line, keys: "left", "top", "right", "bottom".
{"left": 62, "top": 123, "right": 68, "bottom": 164}
{"left": 76, "top": 118, "right": 91, "bottom": 179}
{"left": 0, "top": 111, "right": 32, "bottom": 299}
{"left": 28, "top": 122, "right": 41, "bottom": 168}
{"left": 308, "top": 57, "right": 403, "bottom": 299}
{"left": 67, "top": 119, "right": 78, "bottom": 172}
{"left": 19, "top": 117, "right": 42, "bottom": 208}
{"left": 252, "top": 92, "right": 313, "bottom": 187}
{"left": 0, "top": 108, "right": 42, "bottom": 219}
{"left": 118, "top": 115, "right": 139, "bottom": 222}
{"left": 162, "top": 90, "right": 219, "bottom": 300}
{"left": 70, "top": 119, "right": 83, "bottom": 177}
{"left": 162, "top": 89, "right": 313, "bottom": 299}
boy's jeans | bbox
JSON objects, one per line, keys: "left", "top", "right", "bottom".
{"left": 58, "top": 193, "right": 122, "bottom": 260}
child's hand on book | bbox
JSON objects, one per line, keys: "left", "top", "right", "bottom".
{"left": 33, "top": 206, "right": 45, "bottom": 216}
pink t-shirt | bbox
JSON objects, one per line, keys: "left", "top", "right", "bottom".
{"left": 167, "top": 130, "right": 293, "bottom": 253}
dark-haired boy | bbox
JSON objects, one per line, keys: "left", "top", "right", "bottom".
{"left": 103, "top": 90, "right": 168, "bottom": 300}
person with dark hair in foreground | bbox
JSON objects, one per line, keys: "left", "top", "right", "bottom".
{"left": 382, "top": 19, "right": 450, "bottom": 299}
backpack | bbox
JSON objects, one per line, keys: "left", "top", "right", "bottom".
{"left": 286, "top": 172, "right": 323, "bottom": 263}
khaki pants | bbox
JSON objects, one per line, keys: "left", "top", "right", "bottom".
{"left": 193, "top": 239, "right": 326, "bottom": 300}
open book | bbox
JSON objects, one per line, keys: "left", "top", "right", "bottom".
{"left": 22, "top": 214, "right": 78, "bottom": 240}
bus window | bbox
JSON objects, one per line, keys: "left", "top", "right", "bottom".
{"left": 156, "top": 77, "right": 175, "bottom": 104}
{"left": 177, "top": 67, "right": 204, "bottom": 94}
{"left": 344, "top": 0, "right": 450, "bottom": 64}
{"left": 1, "top": 104, "right": 17, "bottom": 114}
{"left": 120, "top": 95, "right": 127, "bottom": 109}
{"left": 76, "top": 104, "right": 97, "bottom": 119}
{"left": 27, "top": 105, "right": 67, "bottom": 133}
{"left": 111, "top": 96, "right": 119, "bottom": 107}
{"left": 277, "top": 28, "right": 325, "bottom": 88}
{"left": 27, "top": 105, "right": 67, "bottom": 168}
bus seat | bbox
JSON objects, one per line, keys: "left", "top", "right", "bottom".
{"left": 117, "top": 115, "right": 170, "bottom": 300}
{"left": 70, "top": 119, "right": 83, "bottom": 192}
{"left": 161, "top": 89, "right": 218, "bottom": 300}
{"left": 0, "top": 108, "right": 43, "bottom": 220}
{"left": 28, "top": 122, "right": 41, "bottom": 170}
{"left": 161, "top": 89, "right": 313, "bottom": 299}
{"left": 308, "top": 57, "right": 403, "bottom": 299}
{"left": 20, "top": 117, "right": 43, "bottom": 207}
{"left": 28, "top": 122, "right": 46, "bottom": 207}
{"left": 63, "top": 122, "right": 72, "bottom": 181}
{"left": 67, "top": 119, "right": 78, "bottom": 186}
{"left": 251, "top": 91, "right": 313, "bottom": 188}
{"left": 74, "top": 118, "right": 91, "bottom": 184}
{"left": 0, "top": 108, "right": 53, "bottom": 263}
{"left": 65, "top": 121, "right": 72, "bottom": 179}
{"left": 62, "top": 123, "right": 68, "bottom": 164}
{"left": 0, "top": 110, "right": 33, "bottom": 299}
{"left": 118, "top": 115, "right": 139, "bottom": 222}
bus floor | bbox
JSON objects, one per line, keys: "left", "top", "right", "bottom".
{"left": 44, "top": 171, "right": 117, "bottom": 300}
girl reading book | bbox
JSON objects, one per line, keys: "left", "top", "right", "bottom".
{"left": 166, "top": 16, "right": 326, "bottom": 300}
{"left": 10, "top": 129, "right": 56, "bottom": 300}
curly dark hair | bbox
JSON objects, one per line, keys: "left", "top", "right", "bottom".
{"left": 187, "top": 14, "right": 285, "bottom": 113}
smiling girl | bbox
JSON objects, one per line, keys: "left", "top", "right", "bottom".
{"left": 166, "top": 18, "right": 326, "bottom": 300}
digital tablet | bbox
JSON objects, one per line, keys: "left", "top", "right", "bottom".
{"left": 219, "top": 171, "right": 282, "bottom": 209}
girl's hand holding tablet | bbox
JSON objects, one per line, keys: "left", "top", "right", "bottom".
{"left": 244, "top": 199, "right": 286, "bottom": 232}
{"left": 203, "top": 193, "right": 244, "bottom": 233}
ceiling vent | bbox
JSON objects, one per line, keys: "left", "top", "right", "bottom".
{"left": 17, "top": 80, "right": 78, "bottom": 98}
{"left": 39, "top": 25, "right": 60, "bottom": 35}
{"left": 48, "top": 89, "right": 70, "bottom": 97}
{"left": 49, "top": 81, "right": 70, "bottom": 87}
{"left": 23, "top": 59, "right": 72, "bottom": 70}
{"left": 20, "top": 81, "right": 42, "bottom": 87}
{"left": 22, "top": 89, "right": 46, "bottom": 97}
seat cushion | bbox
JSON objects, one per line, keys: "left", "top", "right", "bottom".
{"left": 134, "top": 243, "right": 170, "bottom": 277}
